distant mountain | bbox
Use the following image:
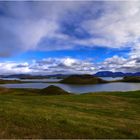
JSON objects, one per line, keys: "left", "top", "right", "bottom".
{"left": 1, "top": 72, "right": 140, "bottom": 79}
{"left": 135, "top": 72, "right": 140, "bottom": 76}
{"left": 0, "top": 74, "right": 69, "bottom": 79}
{"left": 1, "top": 74, "right": 31, "bottom": 79}
{"left": 94, "top": 71, "right": 140, "bottom": 77}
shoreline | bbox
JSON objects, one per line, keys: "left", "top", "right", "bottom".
{"left": 0, "top": 86, "right": 140, "bottom": 95}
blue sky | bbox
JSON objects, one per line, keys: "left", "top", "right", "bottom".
{"left": 0, "top": 1, "right": 140, "bottom": 74}
{"left": 0, "top": 47, "right": 130, "bottom": 63}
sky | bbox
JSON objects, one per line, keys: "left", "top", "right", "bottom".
{"left": 0, "top": 1, "right": 140, "bottom": 75}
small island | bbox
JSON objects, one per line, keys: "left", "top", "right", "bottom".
{"left": 60, "top": 74, "right": 108, "bottom": 84}
{"left": 121, "top": 76, "right": 140, "bottom": 82}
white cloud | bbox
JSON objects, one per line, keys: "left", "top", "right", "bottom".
{"left": 0, "top": 62, "right": 30, "bottom": 74}
{"left": 0, "top": 1, "right": 140, "bottom": 73}
{"left": 1, "top": 1, "right": 140, "bottom": 56}
{"left": 80, "top": 1, "right": 140, "bottom": 48}
{"left": 0, "top": 1, "right": 87, "bottom": 56}
{"left": 0, "top": 58, "right": 96, "bottom": 75}
{"left": 29, "top": 57, "right": 96, "bottom": 74}
{"left": 99, "top": 55, "right": 140, "bottom": 72}
{"left": 0, "top": 55, "right": 140, "bottom": 75}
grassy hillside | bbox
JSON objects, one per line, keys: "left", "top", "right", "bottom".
{"left": 0, "top": 88, "right": 140, "bottom": 138}
{"left": 40, "top": 85, "right": 70, "bottom": 95}
{"left": 61, "top": 74, "right": 107, "bottom": 84}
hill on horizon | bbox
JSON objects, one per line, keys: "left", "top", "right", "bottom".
{"left": 60, "top": 74, "right": 107, "bottom": 84}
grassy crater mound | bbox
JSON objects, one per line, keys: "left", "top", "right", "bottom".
{"left": 40, "top": 85, "right": 70, "bottom": 95}
{"left": 60, "top": 74, "right": 107, "bottom": 84}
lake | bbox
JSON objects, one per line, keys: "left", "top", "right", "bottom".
{"left": 0, "top": 77, "right": 122, "bottom": 82}
{"left": 0, "top": 82, "right": 140, "bottom": 94}
{"left": 100, "top": 77, "right": 123, "bottom": 81}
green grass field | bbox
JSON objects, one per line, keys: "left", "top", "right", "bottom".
{"left": 0, "top": 88, "right": 140, "bottom": 138}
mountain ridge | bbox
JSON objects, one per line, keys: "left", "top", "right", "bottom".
{"left": 94, "top": 71, "right": 140, "bottom": 77}
{"left": 1, "top": 71, "right": 140, "bottom": 79}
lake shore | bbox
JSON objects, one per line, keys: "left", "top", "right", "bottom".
{"left": 0, "top": 76, "right": 140, "bottom": 94}
{"left": 1, "top": 76, "right": 140, "bottom": 85}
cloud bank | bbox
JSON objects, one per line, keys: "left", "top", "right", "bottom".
{"left": 0, "top": 1, "right": 140, "bottom": 73}
{"left": 0, "top": 1, "right": 140, "bottom": 56}
{"left": 0, "top": 56, "right": 140, "bottom": 75}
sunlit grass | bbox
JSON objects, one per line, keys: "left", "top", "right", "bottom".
{"left": 0, "top": 88, "right": 140, "bottom": 138}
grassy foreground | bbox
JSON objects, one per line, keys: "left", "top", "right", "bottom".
{"left": 0, "top": 88, "right": 140, "bottom": 138}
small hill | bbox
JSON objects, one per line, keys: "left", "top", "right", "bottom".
{"left": 60, "top": 74, "right": 107, "bottom": 84}
{"left": 40, "top": 85, "right": 70, "bottom": 95}
{"left": 122, "top": 76, "right": 140, "bottom": 82}
{"left": 0, "top": 87, "right": 10, "bottom": 94}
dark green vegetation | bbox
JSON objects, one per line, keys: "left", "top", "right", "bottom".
{"left": 0, "top": 79, "right": 45, "bottom": 84}
{"left": 122, "top": 76, "right": 140, "bottom": 82}
{"left": 1, "top": 74, "right": 68, "bottom": 79}
{"left": 61, "top": 74, "right": 107, "bottom": 84}
{"left": 0, "top": 86, "right": 140, "bottom": 139}
{"left": 0, "top": 79, "right": 59, "bottom": 84}
{"left": 40, "top": 85, "right": 70, "bottom": 95}
{"left": 0, "top": 79, "right": 23, "bottom": 84}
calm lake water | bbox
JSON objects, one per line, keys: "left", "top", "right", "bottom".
{"left": 100, "top": 77, "right": 123, "bottom": 81}
{"left": 20, "top": 78, "right": 61, "bottom": 82}
{"left": 0, "top": 77, "right": 122, "bottom": 82}
{"left": 1, "top": 82, "right": 140, "bottom": 94}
